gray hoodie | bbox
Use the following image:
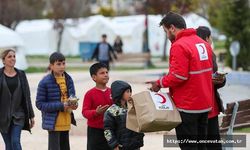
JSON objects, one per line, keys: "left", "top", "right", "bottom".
{"left": 111, "top": 80, "right": 131, "bottom": 106}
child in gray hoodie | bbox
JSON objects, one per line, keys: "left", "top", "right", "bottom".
{"left": 104, "top": 80, "right": 144, "bottom": 150}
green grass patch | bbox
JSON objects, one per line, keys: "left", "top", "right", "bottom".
{"left": 234, "top": 127, "right": 250, "bottom": 133}
{"left": 25, "top": 67, "right": 47, "bottom": 73}
{"left": 25, "top": 65, "right": 165, "bottom": 73}
{"left": 26, "top": 55, "right": 82, "bottom": 62}
{"left": 214, "top": 40, "right": 226, "bottom": 50}
{"left": 25, "top": 66, "right": 89, "bottom": 73}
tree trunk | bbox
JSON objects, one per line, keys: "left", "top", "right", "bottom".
{"left": 162, "top": 34, "right": 168, "bottom": 61}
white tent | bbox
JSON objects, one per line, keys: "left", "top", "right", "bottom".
{"left": 0, "top": 24, "right": 28, "bottom": 70}
{"left": 148, "top": 15, "right": 171, "bottom": 56}
{"left": 108, "top": 15, "right": 145, "bottom": 53}
{"left": 0, "top": 24, "right": 23, "bottom": 48}
{"left": 15, "top": 19, "right": 57, "bottom": 55}
{"left": 183, "top": 12, "right": 212, "bottom": 29}
{"left": 61, "top": 15, "right": 116, "bottom": 56}
{"left": 14, "top": 13, "right": 212, "bottom": 57}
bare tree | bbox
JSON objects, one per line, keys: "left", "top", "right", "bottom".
{"left": 0, "top": 0, "right": 45, "bottom": 29}
{"left": 47, "top": 0, "right": 91, "bottom": 52}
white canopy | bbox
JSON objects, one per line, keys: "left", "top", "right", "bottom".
{"left": 61, "top": 15, "right": 116, "bottom": 56}
{"left": 15, "top": 13, "right": 212, "bottom": 57}
{"left": 108, "top": 15, "right": 145, "bottom": 53}
{"left": 0, "top": 24, "right": 28, "bottom": 70}
{"left": 0, "top": 24, "right": 24, "bottom": 48}
{"left": 15, "top": 19, "right": 57, "bottom": 55}
{"left": 183, "top": 12, "right": 212, "bottom": 29}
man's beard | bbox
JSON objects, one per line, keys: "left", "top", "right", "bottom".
{"left": 168, "top": 33, "right": 176, "bottom": 43}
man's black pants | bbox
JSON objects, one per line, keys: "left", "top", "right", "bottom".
{"left": 175, "top": 111, "right": 208, "bottom": 150}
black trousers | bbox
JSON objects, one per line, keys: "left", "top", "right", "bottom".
{"left": 175, "top": 112, "right": 208, "bottom": 150}
{"left": 87, "top": 126, "right": 111, "bottom": 150}
{"left": 207, "top": 116, "right": 222, "bottom": 150}
{"left": 48, "top": 131, "right": 70, "bottom": 150}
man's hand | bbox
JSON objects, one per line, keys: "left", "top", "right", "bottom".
{"left": 212, "top": 72, "right": 226, "bottom": 85}
{"left": 146, "top": 81, "right": 161, "bottom": 92}
{"left": 96, "top": 105, "right": 110, "bottom": 115}
{"left": 213, "top": 76, "right": 225, "bottom": 85}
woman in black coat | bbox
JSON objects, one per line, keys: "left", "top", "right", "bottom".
{"left": 0, "top": 49, "right": 35, "bottom": 150}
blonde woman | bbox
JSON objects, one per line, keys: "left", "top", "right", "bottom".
{"left": 0, "top": 49, "right": 35, "bottom": 150}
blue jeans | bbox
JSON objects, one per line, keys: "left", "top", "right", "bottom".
{"left": 1, "top": 124, "right": 23, "bottom": 150}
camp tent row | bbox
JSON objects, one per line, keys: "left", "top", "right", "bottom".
{"left": 0, "top": 24, "right": 28, "bottom": 70}
{"left": 0, "top": 13, "right": 211, "bottom": 69}
{"left": 15, "top": 13, "right": 211, "bottom": 58}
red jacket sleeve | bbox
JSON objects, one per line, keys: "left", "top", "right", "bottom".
{"left": 82, "top": 92, "right": 97, "bottom": 119}
{"left": 157, "top": 44, "right": 190, "bottom": 88}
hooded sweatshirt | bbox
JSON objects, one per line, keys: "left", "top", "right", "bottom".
{"left": 104, "top": 80, "right": 144, "bottom": 150}
{"left": 111, "top": 80, "right": 131, "bottom": 106}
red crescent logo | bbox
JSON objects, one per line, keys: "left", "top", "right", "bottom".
{"left": 155, "top": 93, "right": 167, "bottom": 104}
{"left": 199, "top": 45, "right": 205, "bottom": 54}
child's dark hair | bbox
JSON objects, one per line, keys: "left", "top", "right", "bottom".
{"left": 89, "top": 62, "right": 108, "bottom": 76}
{"left": 102, "top": 34, "right": 107, "bottom": 38}
{"left": 196, "top": 26, "right": 211, "bottom": 41}
{"left": 159, "top": 11, "right": 186, "bottom": 29}
{"left": 49, "top": 52, "right": 65, "bottom": 64}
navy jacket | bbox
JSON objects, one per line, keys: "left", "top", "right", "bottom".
{"left": 91, "top": 42, "right": 117, "bottom": 61}
{"left": 36, "top": 72, "right": 76, "bottom": 130}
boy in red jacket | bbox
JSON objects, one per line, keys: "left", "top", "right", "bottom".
{"left": 82, "top": 63, "right": 113, "bottom": 150}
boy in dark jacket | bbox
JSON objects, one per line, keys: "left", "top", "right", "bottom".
{"left": 104, "top": 80, "right": 144, "bottom": 150}
{"left": 36, "top": 52, "right": 77, "bottom": 150}
{"left": 91, "top": 34, "right": 117, "bottom": 70}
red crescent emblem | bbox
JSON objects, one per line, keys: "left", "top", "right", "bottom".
{"left": 155, "top": 93, "right": 167, "bottom": 104}
{"left": 199, "top": 45, "right": 205, "bottom": 54}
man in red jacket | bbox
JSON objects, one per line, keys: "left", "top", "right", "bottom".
{"left": 148, "top": 12, "right": 213, "bottom": 150}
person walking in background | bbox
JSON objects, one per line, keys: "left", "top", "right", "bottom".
{"left": 0, "top": 49, "right": 35, "bottom": 150}
{"left": 113, "top": 36, "right": 123, "bottom": 54}
{"left": 197, "top": 26, "right": 226, "bottom": 150}
{"left": 36, "top": 52, "right": 78, "bottom": 150}
{"left": 104, "top": 80, "right": 144, "bottom": 150}
{"left": 148, "top": 12, "right": 214, "bottom": 149}
{"left": 92, "top": 34, "right": 117, "bottom": 70}
{"left": 82, "top": 63, "right": 113, "bottom": 150}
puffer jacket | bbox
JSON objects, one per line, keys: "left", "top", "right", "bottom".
{"left": 104, "top": 104, "right": 144, "bottom": 150}
{"left": 36, "top": 72, "right": 76, "bottom": 130}
{"left": 104, "top": 80, "right": 144, "bottom": 150}
{"left": 0, "top": 68, "right": 34, "bottom": 133}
